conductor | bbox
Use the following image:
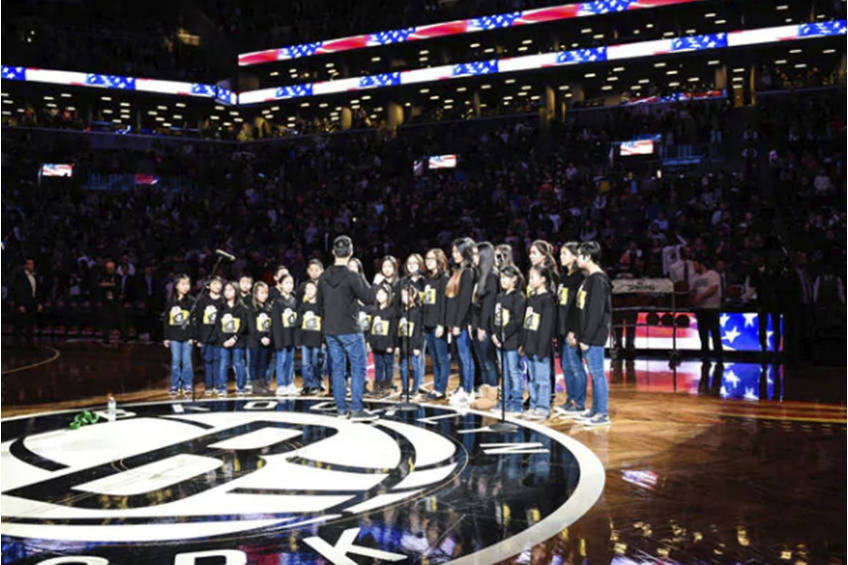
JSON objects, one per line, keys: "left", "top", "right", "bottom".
{"left": 319, "top": 235, "right": 378, "bottom": 421}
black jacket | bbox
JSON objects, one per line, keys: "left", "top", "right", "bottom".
{"left": 421, "top": 274, "right": 447, "bottom": 330}
{"left": 10, "top": 269, "right": 40, "bottom": 309}
{"left": 471, "top": 271, "right": 499, "bottom": 334}
{"left": 297, "top": 300, "right": 323, "bottom": 348}
{"left": 215, "top": 300, "right": 249, "bottom": 348}
{"left": 368, "top": 304, "right": 397, "bottom": 352}
{"left": 494, "top": 290, "right": 526, "bottom": 350}
{"left": 196, "top": 294, "right": 223, "bottom": 344}
{"left": 163, "top": 294, "right": 196, "bottom": 341}
{"left": 398, "top": 304, "right": 425, "bottom": 351}
{"left": 521, "top": 292, "right": 556, "bottom": 359}
{"left": 271, "top": 294, "right": 298, "bottom": 349}
{"left": 445, "top": 267, "right": 474, "bottom": 329}
{"left": 318, "top": 265, "right": 375, "bottom": 335}
{"left": 247, "top": 301, "right": 273, "bottom": 348}
{"left": 576, "top": 271, "right": 612, "bottom": 347}
{"left": 557, "top": 270, "right": 585, "bottom": 336}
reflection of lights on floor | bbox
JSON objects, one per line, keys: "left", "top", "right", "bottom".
{"left": 621, "top": 470, "right": 658, "bottom": 490}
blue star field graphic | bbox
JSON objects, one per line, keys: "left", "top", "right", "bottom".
{"left": 359, "top": 72, "right": 401, "bottom": 88}
{"left": 798, "top": 20, "right": 847, "bottom": 37}
{"left": 370, "top": 28, "right": 416, "bottom": 45}
{"left": 469, "top": 12, "right": 522, "bottom": 30}
{"left": 718, "top": 312, "right": 782, "bottom": 351}
{"left": 275, "top": 84, "right": 314, "bottom": 99}
{"left": 1, "top": 66, "right": 25, "bottom": 80}
{"left": 451, "top": 60, "right": 499, "bottom": 77}
{"left": 85, "top": 74, "right": 136, "bottom": 90}
{"left": 579, "top": 0, "right": 636, "bottom": 15}
{"left": 281, "top": 42, "right": 323, "bottom": 59}
{"left": 671, "top": 33, "right": 728, "bottom": 52}
{"left": 556, "top": 47, "right": 607, "bottom": 65}
{"left": 190, "top": 83, "right": 216, "bottom": 97}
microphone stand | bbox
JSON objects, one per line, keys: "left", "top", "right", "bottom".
{"left": 181, "top": 254, "right": 226, "bottom": 403}
{"left": 490, "top": 299, "right": 517, "bottom": 432}
{"left": 396, "top": 285, "right": 418, "bottom": 412}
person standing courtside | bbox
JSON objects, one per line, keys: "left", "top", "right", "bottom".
{"left": 11, "top": 257, "right": 42, "bottom": 347}
{"left": 690, "top": 259, "right": 723, "bottom": 360}
{"left": 319, "top": 236, "right": 378, "bottom": 421}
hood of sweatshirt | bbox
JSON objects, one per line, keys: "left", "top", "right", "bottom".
{"left": 322, "top": 265, "right": 350, "bottom": 289}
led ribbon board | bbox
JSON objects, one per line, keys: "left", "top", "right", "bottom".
{"left": 238, "top": 0, "right": 701, "bottom": 65}
{"left": 238, "top": 20, "right": 846, "bottom": 104}
{"left": 0, "top": 67, "right": 236, "bottom": 105}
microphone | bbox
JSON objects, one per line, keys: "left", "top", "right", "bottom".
{"left": 215, "top": 249, "right": 236, "bottom": 261}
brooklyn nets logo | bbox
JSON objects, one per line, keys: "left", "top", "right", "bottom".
{"left": 1, "top": 399, "right": 604, "bottom": 564}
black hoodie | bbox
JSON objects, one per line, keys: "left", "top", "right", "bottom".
{"left": 163, "top": 294, "right": 196, "bottom": 341}
{"left": 471, "top": 271, "right": 499, "bottom": 334}
{"left": 494, "top": 290, "right": 526, "bottom": 350}
{"left": 215, "top": 300, "right": 248, "bottom": 348}
{"left": 271, "top": 293, "right": 298, "bottom": 349}
{"left": 576, "top": 270, "right": 612, "bottom": 347}
{"left": 195, "top": 294, "right": 223, "bottom": 344}
{"left": 557, "top": 270, "right": 585, "bottom": 337}
{"left": 521, "top": 291, "right": 556, "bottom": 359}
{"left": 367, "top": 304, "right": 397, "bottom": 352}
{"left": 397, "top": 304, "right": 425, "bottom": 351}
{"left": 297, "top": 299, "right": 323, "bottom": 348}
{"left": 445, "top": 267, "right": 474, "bottom": 329}
{"left": 318, "top": 265, "right": 375, "bottom": 335}
{"left": 247, "top": 301, "right": 273, "bottom": 348}
{"left": 421, "top": 274, "right": 447, "bottom": 330}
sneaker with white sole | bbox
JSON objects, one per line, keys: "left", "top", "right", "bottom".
{"left": 524, "top": 408, "right": 549, "bottom": 421}
{"left": 583, "top": 413, "right": 611, "bottom": 427}
{"left": 275, "top": 386, "right": 286, "bottom": 397}
{"left": 449, "top": 389, "right": 467, "bottom": 407}
{"left": 576, "top": 409, "right": 595, "bottom": 421}
{"left": 555, "top": 404, "right": 585, "bottom": 418}
{"left": 168, "top": 387, "right": 179, "bottom": 397}
{"left": 217, "top": 388, "right": 228, "bottom": 397}
{"left": 350, "top": 410, "right": 379, "bottom": 422}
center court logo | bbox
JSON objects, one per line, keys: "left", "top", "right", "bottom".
{"left": 1, "top": 399, "right": 604, "bottom": 564}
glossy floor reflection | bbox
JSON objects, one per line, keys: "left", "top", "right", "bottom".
{"left": 1, "top": 343, "right": 846, "bottom": 564}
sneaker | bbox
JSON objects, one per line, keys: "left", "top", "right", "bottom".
{"left": 448, "top": 389, "right": 467, "bottom": 407}
{"left": 217, "top": 388, "right": 228, "bottom": 397}
{"left": 275, "top": 386, "right": 286, "bottom": 397}
{"left": 506, "top": 411, "right": 524, "bottom": 418}
{"left": 288, "top": 384, "right": 301, "bottom": 395}
{"left": 245, "top": 383, "right": 253, "bottom": 393}
{"left": 182, "top": 387, "right": 193, "bottom": 396}
{"left": 204, "top": 389, "right": 215, "bottom": 397}
{"left": 427, "top": 391, "right": 445, "bottom": 400}
{"left": 336, "top": 410, "right": 350, "bottom": 419}
{"left": 576, "top": 410, "right": 596, "bottom": 421}
{"left": 350, "top": 410, "right": 379, "bottom": 422}
{"left": 168, "top": 387, "right": 179, "bottom": 397}
{"left": 524, "top": 409, "right": 548, "bottom": 421}
{"left": 235, "top": 389, "right": 247, "bottom": 396}
{"left": 582, "top": 414, "right": 611, "bottom": 427}
{"left": 555, "top": 404, "right": 585, "bottom": 418}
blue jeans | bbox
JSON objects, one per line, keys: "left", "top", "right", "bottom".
{"left": 201, "top": 344, "right": 221, "bottom": 389}
{"left": 454, "top": 329, "right": 475, "bottom": 393}
{"left": 373, "top": 351, "right": 393, "bottom": 385}
{"left": 248, "top": 347, "right": 270, "bottom": 385}
{"left": 219, "top": 346, "right": 246, "bottom": 392}
{"left": 527, "top": 355, "right": 551, "bottom": 414}
{"left": 301, "top": 346, "right": 322, "bottom": 389}
{"left": 400, "top": 351, "right": 422, "bottom": 395}
{"left": 265, "top": 351, "right": 277, "bottom": 381}
{"left": 585, "top": 345, "right": 608, "bottom": 415}
{"left": 560, "top": 341, "right": 587, "bottom": 409}
{"left": 425, "top": 329, "right": 450, "bottom": 394}
{"left": 472, "top": 332, "right": 499, "bottom": 387}
{"left": 499, "top": 348, "right": 523, "bottom": 412}
{"left": 275, "top": 347, "right": 295, "bottom": 387}
{"left": 169, "top": 340, "right": 193, "bottom": 390}
{"left": 326, "top": 333, "right": 367, "bottom": 413}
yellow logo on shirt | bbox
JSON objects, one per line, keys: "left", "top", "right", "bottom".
{"left": 523, "top": 307, "right": 540, "bottom": 331}
{"left": 371, "top": 316, "right": 390, "bottom": 337}
{"left": 202, "top": 305, "right": 218, "bottom": 325}
{"left": 301, "top": 311, "right": 321, "bottom": 331}
{"left": 282, "top": 308, "right": 297, "bottom": 328}
{"left": 558, "top": 286, "right": 569, "bottom": 306}
{"left": 169, "top": 306, "right": 190, "bottom": 326}
{"left": 423, "top": 286, "right": 437, "bottom": 305}
{"left": 577, "top": 289, "right": 587, "bottom": 310}
{"left": 398, "top": 318, "right": 415, "bottom": 338}
{"left": 494, "top": 303, "right": 510, "bottom": 327}
{"left": 256, "top": 313, "right": 271, "bottom": 332}
{"left": 221, "top": 313, "right": 240, "bottom": 334}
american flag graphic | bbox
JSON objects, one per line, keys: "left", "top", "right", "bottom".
{"left": 428, "top": 154, "right": 457, "bottom": 169}
{"left": 281, "top": 42, "right": 324, "bottom": 59}
{"left": 451, "top": 60, "right": 499, "bottom": 77}
{"left": 621, "top": 139, "right": 655, "bottom": 156}
{"left": 468, "top": 12, "right": 522, "bottom": 31}
{"left": 274, "top": 84, "right": 314, "bottom": 99}
{"left": 578, "top": 0, "right": 635, "bottom": 15}
{"left": 41, "top": 164, "right": 73, "bottom": 177}
{"left": 671, "top": 32, "right": 728, "bottom": 52}
{"left": 1, "top": 66, "right": 25, "bottom": 81}
{"left": 623, "top": 311, "right": 783, "bottom": 352}
{"left": 85, "top": 73, "right": 136, "bottom": 90}
{"left": 134, "top": 174, "right": 159, "bottom": 185}
{"left": 359, "top": 72, "right": 401, "bottom": 88}
{"left": 215, "top": 86, "right": 236, "bottom": 105}
{"left": 556, "top": 47, "right": 607, "bottom": 65}
{"left": 190, "top": 83, "right": 216, "bottom": 97}
{"left": 798, "top": 20, "right": 847, "bottom": 37}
